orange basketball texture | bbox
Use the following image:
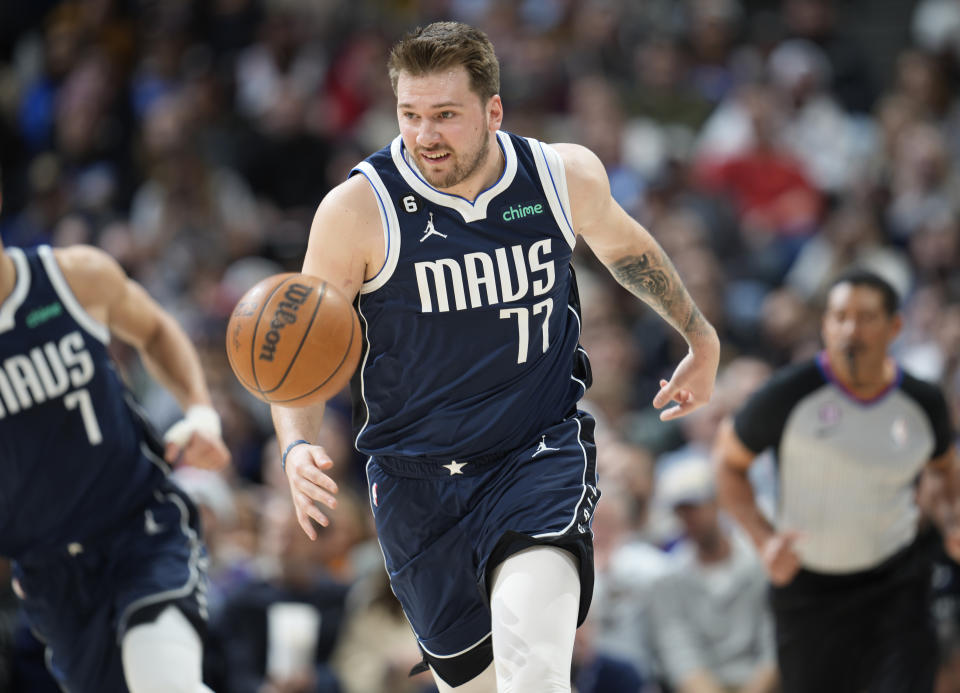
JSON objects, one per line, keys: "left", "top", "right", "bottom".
{"left": 226, "top": 273, "right": 361, "bottom": 406}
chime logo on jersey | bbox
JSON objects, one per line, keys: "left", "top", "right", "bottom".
{"left": 501, "top": 201, "right": 545, "bottom": 222}
{"left": 0, "top": 330, "right": 95, "bottom": 418}
{"left": 413, "top": 238, "right": 556, "bottom": 313}
{"left": 25, "top": 301, "right": 63, "bottom": 328}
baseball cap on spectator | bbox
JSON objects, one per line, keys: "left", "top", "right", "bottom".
{"left": 658, "top": 455, "right": 716, "bottom": 508}
{"left": 768, "top": 38, "right": 831, "bottom": 92}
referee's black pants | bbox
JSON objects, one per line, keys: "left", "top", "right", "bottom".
{"left": 771, "top": 539, "right": 937, "bottom": 693}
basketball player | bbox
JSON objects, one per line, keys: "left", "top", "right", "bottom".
{"left": 0, "top": 187, "right": 230, "bottom": 690}
{"left": 273, "top": 22, "right": 720, "bottom": 693}
{"left": 714, "top": 270, "right": 959, "bottom": 693}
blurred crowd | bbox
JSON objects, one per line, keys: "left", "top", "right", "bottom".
{"left": 2, "top": 0, "right": 960, "bottom": 691}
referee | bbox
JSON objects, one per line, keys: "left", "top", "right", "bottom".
{"left": 714, "top": 269, "right": 959, "bottom": 693}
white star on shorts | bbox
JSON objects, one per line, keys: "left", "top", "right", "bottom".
{"left": 443, "top": 460, "right": 466, "bottom": 476}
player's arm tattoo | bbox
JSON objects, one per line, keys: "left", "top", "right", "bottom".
{"left": 611, "top": 252, "right": 712, "bottom": 341}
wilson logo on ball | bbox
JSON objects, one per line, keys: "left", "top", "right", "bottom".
{"left": 259, "top": 283, "right": 312, "bottom": 362}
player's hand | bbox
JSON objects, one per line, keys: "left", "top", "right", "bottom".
{"left": 653, "top": 341, "right": 720, "bottom": 421}
{"left": 166, "top": 431, "right": 230, "bottom": 470}
{"left": 163, "top": 405, "right": 230, "bottom": 469}
{"left": 285, "top": 444, "right": 338, "bottom": 540}
{"left": 761, "top": 531, "right": 802, "bottom": 586}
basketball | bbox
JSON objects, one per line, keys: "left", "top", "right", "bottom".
{"left": 225, "top": 273, "right": 361, "bottom": 407}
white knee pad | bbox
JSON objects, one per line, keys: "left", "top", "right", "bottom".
{"left": 489, "top": 546, "right": 580, "bottom": 693}
{"left": 121, "top": 605, "right": 213, "bottom": 693}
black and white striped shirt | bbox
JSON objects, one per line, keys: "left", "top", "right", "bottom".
{"left": 734, "top": 352, "right": 953, "bottom": 574}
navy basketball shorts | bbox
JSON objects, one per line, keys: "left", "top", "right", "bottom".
{"left": 12, "top": 477, "right": 208, "bottom": 691}
{"left": 365, "top": 410, "right": 599, "bottom": 668}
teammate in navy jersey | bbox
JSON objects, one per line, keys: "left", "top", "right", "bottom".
{"left": 0, "top": 190, "right": 230, "bottom": 691}
{"left": 272, "top": 22, "right": 720, "bottom": 692}
{"left": 715, "top": 270, "right": 960, "bottom": 693}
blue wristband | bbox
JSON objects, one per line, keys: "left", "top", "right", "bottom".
{"left": 281, "top": 439, "right": 309, "bottom": 472}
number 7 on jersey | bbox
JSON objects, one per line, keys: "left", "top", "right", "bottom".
{"left": 64, "top": 388, "right": 103, "bottom": 445}
{"left": 500, "top": 298, "right": 553, "bottom": 364}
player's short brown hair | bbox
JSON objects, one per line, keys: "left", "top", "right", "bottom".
{"left": 387, "top": 21, "right": 500, "bottom": 102}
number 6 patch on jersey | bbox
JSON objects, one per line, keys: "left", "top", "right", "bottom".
{"left": 399, "top": 194, "right": 422, "bottom": 213}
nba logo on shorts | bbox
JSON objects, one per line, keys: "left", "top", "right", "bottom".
{"left": 372, "top": 482, "right": 379, "bottom": 507}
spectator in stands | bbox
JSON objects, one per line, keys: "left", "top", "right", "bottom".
{"left": 650, "top": 456, "right": 778, "bottom": 693}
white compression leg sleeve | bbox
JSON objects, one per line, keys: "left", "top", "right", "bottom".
{"left": 489, "top": 546, "right": 580, "bottom": 693}
{"left": 121, "top": 605, "right": 214, "bottom": 693}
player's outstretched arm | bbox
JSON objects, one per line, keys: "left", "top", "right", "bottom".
{"left": 271, "top": 175, "right": 382, "bottom": 539}
{"left": 557, "top": 143, "right": 720, "bottom": 420}
{"left": 55, "top": 245, "right": 229, "bottom": 469}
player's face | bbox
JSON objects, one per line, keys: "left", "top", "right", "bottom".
{"left": 822, "top": 283, "right": 902, "bottom": 369}
{"left": 396, "top": 66, "right": 502, "bottom": 192}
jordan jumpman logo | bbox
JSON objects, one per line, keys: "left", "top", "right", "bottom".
{"left": 419, "top": 212, "right": 448, "bottom": 242}
{"left": 532, "top": 435, "right": 559, "bottom": 458}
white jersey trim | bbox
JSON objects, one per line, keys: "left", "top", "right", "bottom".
{"left": 353, "top": 297, "right": 373, "bottom": 449}
{"left": 392, "top": 131, "right": 518, "bottom": 224}
{"left": 0, "top": 248, "right": 31, "bottom": 334}
{"left": 353, "top": 162, "right": 402, "bottom": 294}
{"left": 568, "top": 307, "right": 586, "bottom": 395}
{"left": 38, "top": 245, "right": 110, "bottom": 344}
{"left": 526, "top": 139, "right": 576, "bottom": 249}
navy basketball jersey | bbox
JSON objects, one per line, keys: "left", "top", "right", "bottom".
{"left": 349, "top": 131, "right": 591, "bottom": 459}
{"left": 0, "top": 246, "right": 165, "bottom": 558}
